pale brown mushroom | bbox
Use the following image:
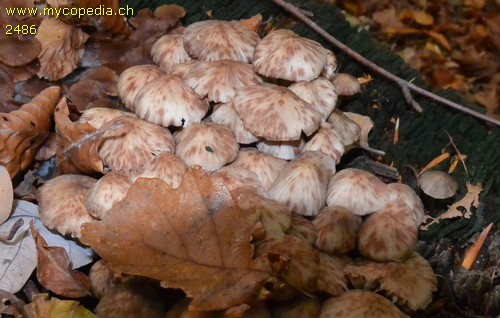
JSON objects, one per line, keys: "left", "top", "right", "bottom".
{"left": 150, "top": 34, "right": 191, "bottom": 73}
{"left": 418, "top": 170, "right": 458, "bottom": 199}
{"left": 257, "top": 138, "right": 305, "bottom": 160}
{"left": 116, "top": 65, "right": 164, "bottom": 111}
{"left": 288, "top": 78, "right": 338, "bottom": 121}
{"left": 211, "top": 102, "right": 260, "bottom": 144}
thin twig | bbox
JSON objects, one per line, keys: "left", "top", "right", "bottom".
{"left": 268, "top": 0, "right": 500, "bottom": 127}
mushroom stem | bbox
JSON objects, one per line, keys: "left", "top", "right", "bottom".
{"left": 268, "top": 0, "right": 500, "bottom": 127}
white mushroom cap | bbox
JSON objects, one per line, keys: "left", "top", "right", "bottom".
{"left": 211, "top": 102, "right": 260, "bottom": 144}
{"left": 225, "top": 148, "right": 287, "bottom": 190}
{"left": 326, "top": 168, "right": 391, "bottom": 215}
{"left": 388, "top": 183, "right": 425, "bottom": 227}
{"left": 320, "top": 49, "right": 338, "bottom": 80}
{"left": 253, "top": 29, "right": 327, "bottom": 82}
{"left": 418, "top": 170, "right": 458, "bottom": 199}
{"left": 174, "top": 123, "right": 239, "bottom": 171}
{"left": 85, "top": 171, "right": 133, "bottom": 219}
{"left": 136, "top": 152, "right": 187, "bottom": 189}
{"left": 151, "top": 34, "right": 191, "bottom": 73}
{"left": 257, "top": 138, "right": 305, "bottom": 160}
{"left": 288, "top": 78, "right": 338, "bottom": 121}
{"left": 37, "top": 174, "right": 97, "bottom": 238}
{"left": 327, "top": 109, "right": 361, "bottom": 146}
{"left": 78, "top": 107, "right": 137, "bottom": 130}
{"left": 133, "top": 74, "right": 209, "bottom": 128}
{"left": 183, "top": 20, "right": 260, "bottom": 62}
{"left": 117, "top": 65, "right": 164, "bottom": 111}
{"left": 302, "top": 122, "right": 345, "bottom": 164}
{"left": 98, "top": 116, "right": 175, "bottom": 175}
{"left": 184, "top": 60, "right": 263, "bottom": 103}
{"left": 233, "top": 84, "right": 322, "bottom": 141}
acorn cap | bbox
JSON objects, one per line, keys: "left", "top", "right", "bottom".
{"left": 256, "top": 138, "right": 305, "bottom": 160}
{"left": 226, "top": 148, "right": 287, "bottom": 191}
{"left": 253, "top": 29, "right": 327, "bottom": 81}
{"left": 312, "top": 206, "right": 362, "bottom": 254}
{"left": 302, "top": 122, "right": 345, "bottom": 164}
{"left": 233, "top": 84, "right": 322, "bottom": 141}
{"left": 211, "top": 102, "right": 260, "bottom": 144}
{"left": 85, "top": 171, "right": 133, "bottom": 220}
{"left": 184, "top": 60, "right": 263, "bottom": 103}
{"left": 37, "top": 174, "right": 97, "bottom": 238}
{"left": 174, "top": 123, "right": 239, "bottom": 171}
{"left": 183, "top": 20, "right": 260, "bottom": 62}
{"left": 136, "top": 152, "right": 187, "bottom": 189}
{"left": 357, "top": 200, "right": 418, "bottom": 262}
{"left": 418, "top": 170, "right": 458, "bottom": 199}
{"left": 133, "top": 74, "right": 209, "bottom": 128}
{"left": 151, "top": 34, "right": 191, "bottom": 73}
{"left": 326, "top": 168, "right": 390, "bottom": 215}
{"left": 288, "top": 78, "right": 338, "bottom": 121}
{"left": 117, "top": 65, "right": 164, "bottom": 111}
{"left": 98, "top": 116, "right": 175, "bottom": 175}
{"left": 78, "top": 107, "right": 137, "bottom": 129}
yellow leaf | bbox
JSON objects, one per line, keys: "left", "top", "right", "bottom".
{"left": 413, "top": 11, "right": 434, "bottom": 26}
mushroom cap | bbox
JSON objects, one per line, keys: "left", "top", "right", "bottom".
{"left": 226, "top": 148, "right": 287, "bottom": 190}
{"left": 0, "top": 37, "right": 41, "bottom": 67}
{"left": 151, "top": 34, "right": 191, "bottom": 73}
{"left": 211, "top": 102, "right": 260, "bottom": 144}
{"left": 319, "top": 290, "right": 409, "bottom": 318}
{"left": 288, "top": 78, "right": 338, "bottom": 121}
{"left": 184, "top": 60, "right": 263, "bottom": 103}
{"left": 133, "top": 74, "right": 209, "bottom": 128}
{"left": 257, "top": 138, "right": 305, "bottom": 160}
{"left": 326, "top": 109, "right": 361, "bottom": 146}
{"left": 136, "top": 152, "right": 187, "bottom": 189}
{"left": 267, "top": 152, "right": 335, "bottom": 216}
{"left": 388, "top": 183, "right": 425, "bottom": 227}
{"left": 174, "top": 123, "right": 239, "bottom": 171}
{"left": 357, "top": 200, "right": 418, "bottom": 262}
{"left": 253, "top": 29, "right": 327, "bottom": 82}
{"left": 302, "top": 122, "right": 345, "bottom": 164}
{"left": 233, "top": 84, "right": 322, "bottom": 141}
{"left": 312, "top": 206, "right": 362, "bottom": 254}
{"left": 345, "top": 252, "right": 437, "bottom": 311}
{"left": 167, "top": 60, "right": 199, "bottom": 77}
{"left": 418, "top": 170, "right": 458, "bottom": 199}
{"left": 78, "top": 107, "right": 137, "bottom": 130}
{"left": 37, "top": 174, "right": 97, "bottom": 238}
{"left": 85, "top": 171, "right": 133, "bottom": 220}
{"left": 330, "top": 73, "right": 361, "bottom": 96}
{"left": 183, "top": 20, "right": 260, "bottom": 62}
{"left": 326, "top": 168, "right": 391, "bottom": 216}
{"left": 212, "top": 165, "right": 267, "bottom": 198}
{"left": 320, "top": 49, "right": 338, "bottom": 80}
{"left": 117, "top": 65, "right": 164, "bottom": 111}
{"left": 286, "top": 213, "right": 318, "bottom": 246}
{"left": 98, "top": 116, "right": 175, "bottom": 175}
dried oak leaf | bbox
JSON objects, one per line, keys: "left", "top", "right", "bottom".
{"left": 24, "top": 293, "right": 97, "bottom": 318}
{"left": 70, "top": 0, "right": 130, "bottom": 36}
{"left": 80, "top": 166, "right": 275, "bottom": 311}
{"left": 35, "top": 18, "right": 89, "bottom": 81}
{"left": 54, "top": 97, "right": 105, "bottom": 174}
{"left": 30, "top": 223, "right": 90, "bottom": 298}
{"left": 0, "top": 86, "right": 61, "bottom": 177}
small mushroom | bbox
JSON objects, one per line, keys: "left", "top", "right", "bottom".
{"left": 327, "top": 109, "right": 361, "bottom": 146}
{"left": 288, "top": 78, "right": 338, "bottom": 121}
{"left": 330, "top": 73, "right": 361, "bottom": 96}
{"left": 174, "top": 123, "right": 239, "bottom": 171}
{"left": 117, "top": 65, "right": 164, "bottom": 111}
{"left": 211, "top": 102, "right": 260, "bottom": 144}
{"left": 257, "top": 138, "right": 305, "bottom": 160}
{"left": 212, "top": 165, "right": 267, "bottom": 198}
{"left": 418, "top": 170, "right": 458, "bottom": 199}
{"left": 136, "top": 152, "right": 187, "bottom": 189}
{"left": 320, "top": 49, "right": 338, "bottom": 80}
{"left": 79, "top": 107, "right": 137, "bottom": 130}
{"left": 302, "top": 122, "right": 345, "bottom": 164}
{"left": 253, "top": 29, "right": 327, "bottom": 82}
{"left": 388, "top": 183, "right": 425, "bottom": 227}
{"left": 151, "top": 34, "right": 191, "bottom": 73}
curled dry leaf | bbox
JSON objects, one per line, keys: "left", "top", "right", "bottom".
{"left": 30, "top": 223, "right": 90, "bottom": 298}
{"left": 0, "top": 86, "right": 61, "bottom": 177}
{"left": 0, "top": 290, "right": 26, "bottom": 317}
{"left": 54, "top": 97, "right": 105, "bottom": 174}
{"left": 0, "top": 165, "right": 13, "bottom": 224}
{"left": 72, "top": 0, "right": 131, "bottom": 36}
{"left": 81, "top": 167, "right": 275, "bottom": 311}
{"left": 35, "top": 18, "right": 89, "bottom": 80}
{"left": 24, "top": 293, "right": 97, "bottom": 318}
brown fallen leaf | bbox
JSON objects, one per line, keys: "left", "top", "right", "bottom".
{"left": 0, "top": 289, "right": 27, "bottom": 317}
{"left": 0, "top": 165, "right": 13, "bottom": 224}
{"left": 71, "top": 0, "right": 131, "bottom": 36}
{"left": 81, "top": 167, "right": 275, "bottom": 311}
{"left": 0, "top": 86, "right": 61, "bottom": 177}
{"left": 30, "top": 222, "right": 90, "bottom": 298}
{"left": 24, "top": 293, "right": 97, "bottom": 318}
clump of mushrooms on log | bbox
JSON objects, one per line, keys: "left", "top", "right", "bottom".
{"left": 0, "top": 2, "right": 440, "bottom": 317}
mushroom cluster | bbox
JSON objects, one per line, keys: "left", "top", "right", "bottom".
{"left": 27, "top": 8, "right": 438, "bottom": 317}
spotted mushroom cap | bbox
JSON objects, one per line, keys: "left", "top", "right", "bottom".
{"left": 326, "top": 109, "right": 361, "bottom": 146}
{"left": 37, "top": 174, "right": 97, "bottom": 238}
{"left": 388, "top": 183, "right": 425, "bottom": 227}
{"left": 418, "top": 170, "right": 458, "bottom": 199}
{"left": 151, "top": 34, "right": 191, "bottom": 73}
{"left": 78, "top": 107, "right": 137, "bottom": 130}
{"left": 253, "top": 29, "right": 327, "bottom": 82}
{"left": 319, "top": 290, "right": 409, "bottom": 318}
{"left": 117, "top": 65, "right": 164, "bottom": 111}
{"left": 133, "top": 74, "right": 209, "bottom": 128}
{"left": 136, "top": 152, "right": 187, "bottom": 189}
{"left": 330, "top": 73, "right": 361, "bottom": 96}
{"left": 256, "top": 138, "right": 305, "bottom": 160}
{"left": 174, "top": 122, "right": 239, "bottom": 171}
{"left": 233, "top": 84, "right": 322, "bottom": 141}
{"left": 226, "top": 148, "right": 287, "bottom": 190}
{"left": 212, "top": 165, "right": 267, "bottom": 198}
{"left": 183, "top": 20, "right": 260, "bottom": 62}
{"left": 320, "top": 49, "right": 338, "bottom": 80}
{"left": 98, "top": 116, "right": 175, "bottom": 175}
{"left": 302, "top": 122, "right": 345, "bottom": 164}
{"left": 167, "top": 60, "right": 199, "bottom": 77}
{"left": 326, "top": 168, "right": 391, "bottom": 215}
{"left": 211, "top": 102, "right": 260, "bottom": 144}
{"left": 357, "top": 199, "right": 418, "bottom": 262}
{"left": 288, "top": 78, "right": 338, "bottom": 121}
{"left": 85, "top": 171, "right": 133, "bottom": 220}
